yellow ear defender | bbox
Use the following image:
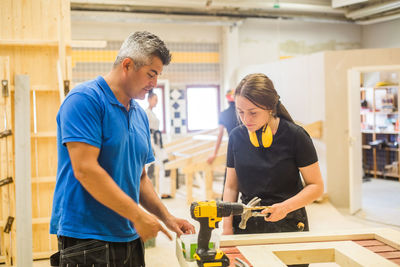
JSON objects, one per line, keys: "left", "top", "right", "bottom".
{"left": 249, "top": 124, "right": 273, "bottom": 148}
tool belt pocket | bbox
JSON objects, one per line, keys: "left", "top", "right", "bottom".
{"left": 60, "top": 239, "right": 110, "bottom": 265}
{"left": 284, "top": 208, "right": 309, "bottom": 232}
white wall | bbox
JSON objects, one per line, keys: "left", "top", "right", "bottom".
{"left": 362, "top": 18, "right": 400, "bottom": 49}
{"left": 238, "top": 18, "right": 362, "bottom": 67}
{"left": 237, "top": 53, "right": 327, "bottom": 189}
{"left": 71, "top": 12, "right": 222, "bottom": 43}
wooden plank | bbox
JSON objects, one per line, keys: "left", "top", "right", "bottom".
{"left": 391, "top": 258, "right": 400, "bottom": 265}
{"left": 170, "top": 169, "right": 177, "bottom": 198}
{"left": 365, "top": 245, "right": 397, "bottom": 253}
{"left": 33, "top": 250, "right": 56, "bottom": 260}
{"left": 353, "top": 239, "right": 385, "bottom": 246}
{"left": 165, "top": 143, "right": 227, "bottom": 170}
{"left": 14, "top": 74, "right": 33, "bottom": 267}
{"left": 31, "top": 132, "right": 57, "bottom": 138}
{"left": 374, "top": 228, "right": 400, "bottom": 250}
{"left": 236, "top": 246, "right": 286, "bottom": 267}
{"left": 165, "top": 139, "right": 208, "bottom": 155}
{"left": 164, "top": 128, "right": 218, "bottom": 148}
{"left": 32, "top": 217, "right": 50, "bottom": 224}
{"left": 238, "top": 241, "right": 397, "bottom": 267}
{"left": 220, "top": 228, "right": 378, "bottom": 247}
{"left": 377, "top": 251, "right": 400, "bottom": 259}
{"left": 0, "top": 40, "right": 59, "bottom": 46}
{"left": 31, "top": 176, "right": 56, "bottom": 183}
{"left": 297, "top": 120, "right": 323, "bottom": 139}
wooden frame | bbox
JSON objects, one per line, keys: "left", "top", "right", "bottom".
{"left": 177, "top": 228, "right": 400, "bottom": 267}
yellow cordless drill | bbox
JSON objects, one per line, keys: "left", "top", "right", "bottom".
{"left": 190, "top": 200, "right": 246, "bottom": 267}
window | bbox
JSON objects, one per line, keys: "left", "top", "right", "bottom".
{"left": 186, "top": 85, "right": 220, "bottom": 131}
{"left": 136, "top": 85, "right": 166, "bottom": 133}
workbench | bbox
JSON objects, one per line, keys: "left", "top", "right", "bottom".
{"left": 176, "top": 228, "right": 400, "bottom": 266}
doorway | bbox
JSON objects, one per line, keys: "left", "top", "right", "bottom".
{"left": 348, "top": 65, "right": 400, "bottom": 226}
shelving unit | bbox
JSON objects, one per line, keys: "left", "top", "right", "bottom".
{"left": 360, "top": 74, "right": 400, "bottom": 181}
{"left": 0, "top": 0, "right": 71, "bottom": 265}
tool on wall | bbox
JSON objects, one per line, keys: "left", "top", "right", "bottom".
{"left": 1, "top": 77, "right": 14, "bottom": 264}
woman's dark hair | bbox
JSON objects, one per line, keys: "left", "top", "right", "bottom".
{"left": 235, "top": 73, "right": 294, "bottom": 123}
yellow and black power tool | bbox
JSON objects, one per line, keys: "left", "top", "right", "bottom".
{"left": 190, "top": 200, "right": 245, "bottom": 267}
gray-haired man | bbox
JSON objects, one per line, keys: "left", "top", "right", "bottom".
{"left": 50, "top": 31, "right": 194, "bottom": 266}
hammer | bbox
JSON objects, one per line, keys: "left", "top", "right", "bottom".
{"left": 239, "top": 197, "right": 271, "bottom": 229}
{"left": 239, "top": 197, "right": 305, "bottom": 231}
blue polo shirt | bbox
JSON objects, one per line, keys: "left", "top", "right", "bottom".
{"left": 50, "top": 76, "right": 155, "bottom": 242}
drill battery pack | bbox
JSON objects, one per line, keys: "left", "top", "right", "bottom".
{"left": 194, "top": 248, "right": 230, "bottom": 267}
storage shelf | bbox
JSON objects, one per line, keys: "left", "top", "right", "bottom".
{"left": 361, "top": 78, "right": 400, "bottom": 182}
{"left": 31, "top": 132, "right": 57, "bottom": 138}
{"left": 32, "top": 217, "right": 50, "bottom": 224}
{"left": 374, "top": 86, "right": 399, "bottom": 90}
{"left": 10, "top": 85, "right": 59, "bottom": 92}
{"left": 361, "top": 130, "right": 399, "bottom": 134}
{"left": 33, "top": 251, "right": 57, "bottom": 260}
{"left": 361, "top": 86, "right": 399, "bottom": 90}
{"left": 362, "top": 145, "right": 399, "bottom": 151}
{"left": 31, "top": 176, "right": 56, "bottom": 183}
{"left": 0, "top": 39, "right": 59, "bottom": 47}
{"left": 365, "top": 170, "right": 400, "bottom": 178}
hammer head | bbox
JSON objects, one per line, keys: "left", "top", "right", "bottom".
{"left": 238, "top": 197, "right": 261, "bottom": 229}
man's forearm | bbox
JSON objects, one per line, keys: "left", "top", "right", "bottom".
{"left": 75, "top": 163, "right": 142, "bottom": 223}
{"left": 139, "top": 174, "right": 171, "bottom": 222}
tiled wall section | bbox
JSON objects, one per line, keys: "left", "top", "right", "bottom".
{"left": 170, "top": 88, "right": 186, "bottom": 135}
{"left": 71, "top": 41, "right": 220, "bottom": 136}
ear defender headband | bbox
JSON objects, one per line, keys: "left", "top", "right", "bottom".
{"left": 249, "top": 124, "right": 273, "bottom": 148}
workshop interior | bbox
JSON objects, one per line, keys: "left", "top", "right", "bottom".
{"left": 1, "top": 0, "right": 400, "bottom": 266}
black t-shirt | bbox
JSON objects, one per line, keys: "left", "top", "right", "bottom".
{"left": 227, "top": 118, "right": 318, "bottom": 206}
{"left": 219, "top": 102, "right": 239, "bottom": 135}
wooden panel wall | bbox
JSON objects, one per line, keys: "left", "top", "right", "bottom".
{"left": 0, "top": 0, "right": 71, "bottom": 263}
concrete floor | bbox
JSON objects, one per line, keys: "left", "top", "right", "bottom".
{"left": 358, "top": 178, "right": 400, "bottom": 227}
{"left": 21, "top": 177, "right": 400, "bottom": 266}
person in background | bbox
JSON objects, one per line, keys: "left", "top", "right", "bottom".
{"left": 222, "top": 73, "right": 323, "bottom": 267}
{"left": 207, "top": 89, "right": 240, "bottom": 199}
{"left": 50, "top": 31, "right": 194, "bottom": 267}
{"left": 145, "top": 91, "right": 172, "bottom": 199}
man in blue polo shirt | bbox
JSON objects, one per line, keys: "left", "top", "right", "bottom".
{"left": 50, "top": 31, "right": 195, "bottom": 266}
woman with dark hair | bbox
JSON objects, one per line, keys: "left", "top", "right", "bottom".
{"left": 222, "top": 73, "right": 323, "bottom": 266}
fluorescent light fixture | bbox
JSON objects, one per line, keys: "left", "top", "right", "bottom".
{"left": 332, "top": 0, "right": 368, "bottom": 9}
{"left": 346, "top": 0, "right": 400, "bottom": 19}
{"left": 356, "top": 12, "right": 400, "bottom": 25}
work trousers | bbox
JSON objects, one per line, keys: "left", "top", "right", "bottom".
{"left": 50, "top": 236, "right": 145, "bottom": 267}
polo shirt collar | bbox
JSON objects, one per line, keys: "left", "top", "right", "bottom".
{"left": 96, "top": 76, "right": 138, "bottom": 110}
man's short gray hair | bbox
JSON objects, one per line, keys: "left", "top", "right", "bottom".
{"left": 114, "top": 31, "right": 171, "bottom": 68}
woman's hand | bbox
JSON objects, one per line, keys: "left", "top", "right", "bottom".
{"left": 222, "top": 226, "right": 234, "bottom": 235}
{"left": 261, "top": 203, "right": 289, "bottom": 222}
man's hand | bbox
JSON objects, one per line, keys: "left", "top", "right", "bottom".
{"left": 163, "top": 215, "right": 195, "bottom": 237}
{"left": 261, "top": 203, "right": 289, "bottom": 222}
{"left": 134, "top": 210, "right": 172, "bottom": 242}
